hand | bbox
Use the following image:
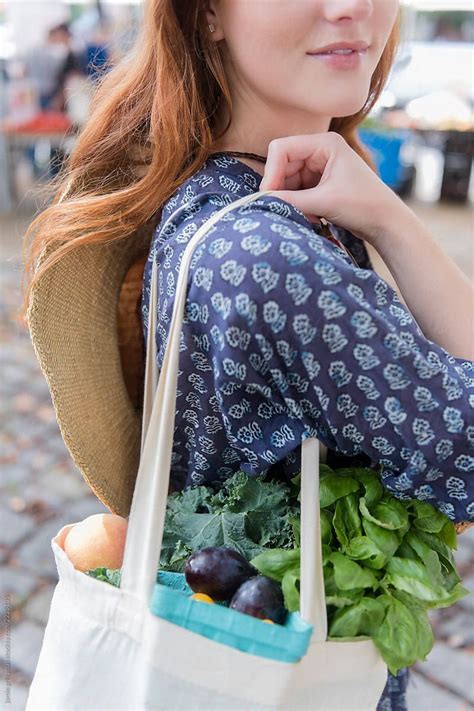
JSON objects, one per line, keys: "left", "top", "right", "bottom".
{"left": 259, "top": 132, "right": 407, "bottom": 247}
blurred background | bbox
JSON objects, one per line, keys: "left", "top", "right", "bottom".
{"left": 0, "top": 1, "right": 473, "bottom": 709}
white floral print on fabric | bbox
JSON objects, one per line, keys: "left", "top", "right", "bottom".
{"left": 141, "top": 154, "right": 473, "bottom": 710}
{"left": 141, "top": 154, "right": 473, "bottom": 522}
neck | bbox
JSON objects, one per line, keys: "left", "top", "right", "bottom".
{"left": 210, "top": 150, "right": 267, "bottom": 178}
{"left": 209, "top": 88, "right": 331, "bottom": 171}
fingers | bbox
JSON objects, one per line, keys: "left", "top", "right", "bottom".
{"left": 261, "top": 133, "right": 339, "bottom": 191}
{"left": 284, "top": 170, "right": 306, "bottom": 191}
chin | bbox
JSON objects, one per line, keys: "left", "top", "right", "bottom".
{"left": 322, "top": 93, "right": 371, "bottom": 119}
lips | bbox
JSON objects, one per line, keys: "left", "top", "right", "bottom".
{"left": 317, "top": 49, "right": 359, "bottom": 56}
{"left": 307, "top": 40, "right": 369, "bottom": 55}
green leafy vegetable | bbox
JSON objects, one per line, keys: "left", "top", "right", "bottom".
{"left": 329, "top": 596, "right": 385, "bottom": 638}
{"left": 410, "top": 500, "right": 449, "bottom": 534}
{"left": 319, "top": 472, "right": 360, "bottom": 508}
{"left": 359, "top": 496, "right": 409, "bottom": 531}
{"left": 247, "top": 464, "right": 468, "bottom": 674}
{"left": 86, "top": 567, "right": 121, "bottom": 587}
{"left": 250, "top": 548, "right": 300, "bottom": 584}
{"left": 333, "top": 494, "right": 362, "bottom": 548}
{"left": 372, "top": 594, "right": 419, "bottom": 673}
{"left": 329, "top": 552, "right": 379, "bottom": 591}
{"left": 88, "top": 463, "right": 467, "bottom": 676}
{"left": 160, "top": 470, "right": 299, "bottom": 572}
{"left": 281, "top": 568, "right": 301, "bottom": 613}
{"left": 344, "top": 536, "right": 387, "bottom": 570}
{"left": 362, "top": 519, "right": 400, "bottom": 559}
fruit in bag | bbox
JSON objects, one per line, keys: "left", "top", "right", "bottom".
{"left": 190, "top": 593, "right": 215, "bottom": 604}
{"left": 64, "top": 514, "right": 128, "bottom": 572}
{"left": 185, "top": 546, "right": 255, "bottom": 600}
{"left": 230, "top": 575, "right": 287, "bottom": 624}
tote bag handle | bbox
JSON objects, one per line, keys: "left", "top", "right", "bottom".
{"left": 121, "top": 190, "right": 327, "bottom": 641}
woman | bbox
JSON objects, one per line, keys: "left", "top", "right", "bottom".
{"left": 20, "top": 1, "right": 473, "bottom": 709}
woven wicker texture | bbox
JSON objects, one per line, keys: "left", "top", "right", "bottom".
{"left": 118, "top": 254, "right": 147, "bottom": 413}
{"left": 455, "top": 521, "right": 474, "bottom": 534}
{"left": 27, "top": 227, "right": 152, "bottom": 517}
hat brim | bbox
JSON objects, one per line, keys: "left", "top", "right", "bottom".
{"left": 27, "top": 226, "right": 153, "bottom": 517}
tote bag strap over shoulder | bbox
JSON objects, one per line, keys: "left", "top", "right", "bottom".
{"left": 121, "top": 189, "right": 328, "bottom": 641}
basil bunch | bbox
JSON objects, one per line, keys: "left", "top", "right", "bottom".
{"left": 250, "top": 465, "right": 468, "bottom": 675}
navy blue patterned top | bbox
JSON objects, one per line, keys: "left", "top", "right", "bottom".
{"left": 141, "top": 152, "right": 474, "bottom": 709}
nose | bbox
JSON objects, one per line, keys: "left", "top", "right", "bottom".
{"left": 323, "top": 0, "right": 373, "bottom": 23}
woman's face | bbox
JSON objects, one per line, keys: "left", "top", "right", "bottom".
{"left": 207, "top": 0, "right": 399, "bottom": 135}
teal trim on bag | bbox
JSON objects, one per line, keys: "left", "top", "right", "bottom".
{"left": 150, "top": 572, "right": 313, "bottom": 663}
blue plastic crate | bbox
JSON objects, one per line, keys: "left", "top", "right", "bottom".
{"left": 358, "top": 128, "right": 411, "bottom": 190}
{"left": 150, "top": 571, "right": 314, "bottom": 663}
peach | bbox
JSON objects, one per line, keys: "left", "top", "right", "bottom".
{"left": 63, "top": 513, "right": 128, "bottom": 572}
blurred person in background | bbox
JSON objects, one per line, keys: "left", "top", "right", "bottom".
{"left": 22, "top": 22, "right": 85, "bottom": 178}
{"left": 23, "top": 22, "right": 79, "bottom": 112}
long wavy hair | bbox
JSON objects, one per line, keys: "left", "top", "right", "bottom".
{"left": 19, "top": 1, "right": 402, "bottom": 324}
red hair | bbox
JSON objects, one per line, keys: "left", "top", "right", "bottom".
{"left": 19, "top": 1, "right": 401, "bottom": 324}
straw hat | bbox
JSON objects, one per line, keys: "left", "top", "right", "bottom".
{"left": 27, "top": 222, "right": 153, "bottom": 518}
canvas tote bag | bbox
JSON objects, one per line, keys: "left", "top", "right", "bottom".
{"left": 26, "top": 189, "right": 388, "bottom": 710}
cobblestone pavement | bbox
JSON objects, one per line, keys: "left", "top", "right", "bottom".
{"left": 1, "top": 192, "right": 473, "bottom": 710}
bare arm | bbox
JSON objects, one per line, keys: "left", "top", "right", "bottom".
{"left": 365, "top": 200, "right": 474, "bottom": 361}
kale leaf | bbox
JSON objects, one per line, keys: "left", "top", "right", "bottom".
{"left": 160, "top": 470, "right": 299, "bottom": 572}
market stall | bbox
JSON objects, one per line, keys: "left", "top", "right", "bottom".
{"left": 361, "top": 0, "right": 474, "bottom": 202}
{"left": 0, "top": 111, "right": 75, "bottom": 208}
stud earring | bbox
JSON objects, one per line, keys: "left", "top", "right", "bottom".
{"left": 208, "top": 23, "right": 216, "bottom": 33}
